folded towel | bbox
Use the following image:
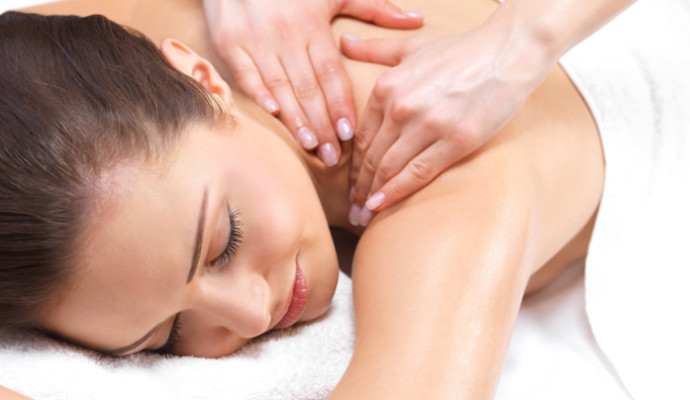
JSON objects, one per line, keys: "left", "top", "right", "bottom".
{"left": 560, "top": 1, "right": 690, "bottom": 399}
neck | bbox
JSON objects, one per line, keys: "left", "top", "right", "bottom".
{"left": 234, "top": 93, "right": 356, "bottom": 231}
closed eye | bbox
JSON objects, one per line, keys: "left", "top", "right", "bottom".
{"left": 152, "top": 313, "right": 182, "bottom": 355}
{"left": 210, "top": 205, "right": 243, "bottom": 271}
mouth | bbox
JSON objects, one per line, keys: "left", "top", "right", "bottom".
{"left": 274, "top": 256, "right": 308, "bottom": 329}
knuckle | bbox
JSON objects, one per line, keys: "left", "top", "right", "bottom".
{"left": 376, "top": 155, "right": 398, "bottom": 182}
{"left": 389, "top": 98, "right": 414, "bottom": 123}
{"left": 362, "top": 153, "right": 379, "bottom": 173}
{"left": 407, "top": 158, "right": 433, "bottom": 182}
{"left": 451, "top": 120, "right": 479, "bottom": 149}
{"left": 372, "top": 74, "right": 395, "bottom": 101}
{"left": 211, "top": 28, "right": 235, "bottom": 49}
{"left": 263, "top": 74, "right": 291, "bottom": 91}
{"left": 293, "top": 79, "right": 321, "bottom": 99}
{"left": 314, "top": 58, "right": 342, "bottom": 81}
{"left": 385, "top": 181, "right": 407, "bottom": 203}
{"left": 354, "top": 135, "right": 370, "bottom": 154}
{"left": 352, "top": 190, "right": 366, "bottom": 205}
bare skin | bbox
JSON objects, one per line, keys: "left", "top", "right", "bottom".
{"left": 6, "top": 0, "right": 604, "bottom": 399}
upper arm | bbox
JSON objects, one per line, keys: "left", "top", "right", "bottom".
{"left": 331, "top": 142, "right": 538, "bottom": 399}
{"left": 329, "top": 65, "right": 603, "bottom": 400}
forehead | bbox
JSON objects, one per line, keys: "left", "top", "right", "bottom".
{"left": 43, "top": 153, "right": 201, "bottom": 349}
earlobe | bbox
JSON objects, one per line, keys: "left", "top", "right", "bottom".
{"left": 160, "top": 38, "right": 233, "bottom": 106}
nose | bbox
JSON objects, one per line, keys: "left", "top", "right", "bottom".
{"left": 194, "top": 270, "right": 272, "bottom": 339}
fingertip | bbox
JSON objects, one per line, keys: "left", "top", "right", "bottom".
{"left": 348, "top": 204, "right": 361, "bottom": 226}
{"left": 318, "top": 142, "right": 340, "bottom": 167}
{"left": 297, "top": 127, "right": 319, "bottom": 150}
{"left": 365, "top": 192, "right": 385, "bottom": 211}
{"left": 261, "top": 98, "right": 280, "bottom": 115}
{"left": 401, "top": 9, "right": 424, "bottom": 19}
{"left": 341, "top": 33, "right": 360, "bottom": 42}
{"left": 358, "top": 206, "right": 374, "bottom": 227}
{"left": 336, "top": 117, "right": 354, "bottom": 141}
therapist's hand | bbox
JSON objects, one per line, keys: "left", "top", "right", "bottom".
{"left": 342, "top": 21, "right": 553, "bottom": 226}
{"left": 203, "top": 0, "right": 422, "bottom": 167}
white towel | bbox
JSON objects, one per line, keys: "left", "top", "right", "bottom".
{"left": 560, "top": 1, "right": 690, "bottom": 399}
{"left": 2, "top": 261, "right": 633, "bottom": 400}
{"left": 0, "top": 272, "right": 354, "bottom": 400}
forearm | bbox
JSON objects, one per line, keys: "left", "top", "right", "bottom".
{"left": 493, "top": 0, "right": 636, "bottom": 63}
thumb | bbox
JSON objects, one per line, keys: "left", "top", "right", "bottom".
{"left": 337, "top": 0, "right": 423, "bottom": 29}
{"left": 340, "top": 34, "right": 433, "bottom": 66}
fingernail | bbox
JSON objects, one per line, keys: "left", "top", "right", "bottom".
{"left": 358, "top": 207, "right": 373, "bottom": 227}
{"left": 348, "top": 205, "right": 361, "bottom": 226}
{"left": 342, "top": 33, "right": 360, "bottom": 42}
{"left": 297, "top": 127, "right": 318, "bottom": 150}
{"left": 349, "top": 186, "right": 354, "bottom": 202}
{"left": 402, "top": 10, "right": 424, "bottom": 18}
{"left": 262, "top": 98, "right": 280, "bottom": 114}
{"left": 365, "top": 192, "right": 385, "bottom": 211}
{"left": 336, "top": 118, "right": 353, "bottom": 141}
{"left": 318, "top": 143, "right": 339, "bottom": 167}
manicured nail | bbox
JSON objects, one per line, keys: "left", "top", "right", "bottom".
{"left": 318, "top": 143, "right": 339, "bottom": 167}
{"left": 402, "top": 10, "right": 424, "bottom": 18}
{"left": 262, "top": 98, "right": 280, "bottom": 114}
{"left": 358, "top": 206, "right": 373, "bottom": 227}
{"left": 348, "top": 205, "right": 361, "bottom": 226}
{"left": 336, "top": 118, "right": 354, "bottom": 141}
{"left": 342, "top": 33, "right": 360, "bottom": 42}
{"left": 365, "top": 192, "right": 385, "bottom": 211}
{"left": 297, "top": 127, "right": 318, "bottom": 150}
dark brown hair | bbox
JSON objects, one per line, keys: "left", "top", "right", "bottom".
{"left": 0, "top": 11, "right": 221, "bottom": 329}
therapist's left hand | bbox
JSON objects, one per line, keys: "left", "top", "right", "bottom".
{"left": 203, "top": 0, "right": 423, "bottom": 167}
{"left": 343, "top": 21, "right": 553, "bottom": 226}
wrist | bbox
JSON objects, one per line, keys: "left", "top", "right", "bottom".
{"left": 480, "top": 2, "right": 555, "bottom": 88}
{"left": 489, "top": 0, "right": 564, "bottom": 69}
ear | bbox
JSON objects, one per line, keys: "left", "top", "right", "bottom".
{"left": 160, "top": 38, "right": 233, "bottom": 106}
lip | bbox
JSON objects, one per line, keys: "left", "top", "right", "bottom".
{"left": 274, "top": 256, "right": 308, "bottom": 329}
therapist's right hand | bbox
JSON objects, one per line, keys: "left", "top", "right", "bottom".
{"left": 203, "top": 0, "right": 422, "bottom": 167}
{"left": 343, "top": 19, "right": 554, "bottom": 225}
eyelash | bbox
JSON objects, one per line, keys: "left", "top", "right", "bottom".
{"left": 155, "top": 313, "right": 181, "bottom": 356}
{"left": 210, "top": 206, "right": 243, "bottom": 271}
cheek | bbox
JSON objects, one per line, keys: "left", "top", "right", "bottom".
{"left": 224, "top": 142, "right": 316, "bottom": 256}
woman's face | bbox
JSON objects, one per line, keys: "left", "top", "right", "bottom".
{"left": 41, "top": 112, "right": 340, "bottom": 358}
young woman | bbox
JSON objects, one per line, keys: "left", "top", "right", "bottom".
{"left": 1, "top": 0, "right": 686, "bottom": 399}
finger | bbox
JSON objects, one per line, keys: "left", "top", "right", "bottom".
{"left": 254, "top": 53, "right": 319, "bottom": 151}
{"left": 219, "top": 47, "right": 280, "bottom": 115}
{"left": 350, "top": 117, "right": 405, "bottom": 207}
{"left": 339, "top": 0, "right": 423, "bottom": 29}
{"left": 341, "top": 34, "right": 431, "bottom": 66}
{"left": 280, "top": 50, "right": 341, "bottom": 166}
{"left": 366, "top": 141, "right": 461, "bottom": 212}
{"left": 364, "top": 129, "right": 437, "bottom": 202}
{"left": 308, "top": 37, "right": 356, "bottom": 143}
{"left": 350, "top": 94, "right": 385, "bottom": 191}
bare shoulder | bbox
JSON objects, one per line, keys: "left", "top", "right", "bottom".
{"left": 357, "top": 63, "right": 604, "bottom": 282}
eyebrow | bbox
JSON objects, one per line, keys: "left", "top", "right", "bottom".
{"left": 109, "top": 187, "right": 208, "bottom": 356}
{"left": 187, "top": 187, "right": 208, "bottom": 283}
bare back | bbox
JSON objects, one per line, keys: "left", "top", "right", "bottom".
{"left": 24, "top": 1, "right": 605, "bottom": 398}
